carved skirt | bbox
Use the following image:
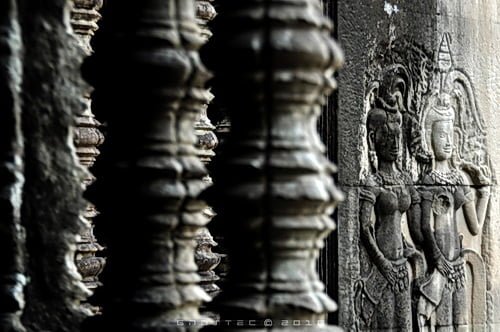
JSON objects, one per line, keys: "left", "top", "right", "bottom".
{"left": 356, "top": 262, "right": 412, "bottom": 331}
{"left": 419, "top": 267, "right": 468, "bottom": 328}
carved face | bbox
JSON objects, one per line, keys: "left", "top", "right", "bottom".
{"left": 369, "top": 110, "right": 402, "bottom": 162}
{"left": 431, "top": 120, "right": 453, "bottom": 161}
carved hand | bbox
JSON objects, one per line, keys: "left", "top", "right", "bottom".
{"left": 461, "top": 162, "right": 491, "bottom": 185}
{"left": 435, "top": 254, "right": 454, "bottom": 278}
{"left": 380, "top": 260, "right": 408, "bottom": 292}
{"left": 477, "top": 169, "right": 491, "bottom": 186}
{"left": 379, "top": 260, "right": 397, "bottom": 288}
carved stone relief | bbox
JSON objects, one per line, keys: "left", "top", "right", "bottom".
{"left": 355, "top": 103, "right": 423, "bottom": 331}
{"left": 354, "top": 33, "right": 493, "bottom": 331}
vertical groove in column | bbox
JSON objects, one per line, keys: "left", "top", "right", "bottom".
{"left": 84, "top": 0, "right": 211, "bottom": 330}
{"left": 204, "top": 0, "right": 344, "bottom": 330}
{"left": 0, "top": 0, "right": 25, "bottom": 331}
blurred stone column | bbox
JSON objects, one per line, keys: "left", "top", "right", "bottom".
{"left": 0, "top": 0, "right": 25, "bottom": 331}
{"left": 83, "top": 0, "right": 212, "bottom": 330}
{"left": 204, "top": 0, "right": 344, "bottom": 329}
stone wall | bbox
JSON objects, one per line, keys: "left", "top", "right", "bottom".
{"left": 336, "top": 0, "right": 500, "bottom": 331}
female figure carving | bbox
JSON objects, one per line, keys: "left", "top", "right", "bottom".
{"left": 356, "top": 98, "right": 421, "bottom": 331}
{"left": 417, "top": 94, "right": 490, "bottom": 330}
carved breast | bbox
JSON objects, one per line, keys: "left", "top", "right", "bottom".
{"left": 376, "top": 185, "right": 412, "bottom": 215}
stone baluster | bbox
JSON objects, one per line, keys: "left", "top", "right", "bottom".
{"left": 71, "top": 0, "right": 102, "bottom": 54}
{"left": 196, "top": 0, "right": 231, "bottom": 299}
{"left": 70, "top": 0, "right": 105, "bottom": 299}
{"left": 194, "top": 0, "right": 220, "bottom": 300}
{"left": 83, "top": 0, "right": 211, "bottom": 330}
{"left": 0, "top": 1, "right": 26, "bottom": 331}
{"left": 196, "top": 0, "right": 217, "bottom": 42}
{"left": 204, "top": 0, "right": 343, "bottom": 329}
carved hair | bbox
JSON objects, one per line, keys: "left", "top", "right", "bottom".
{"left": 360, "top": 77, "right": 405, "bottom": 182}
{"left": 366, "top": 106, "right": 386, "bottom": 173}
{"left": 366, "top": 103, "right": 402, "bottom": 174}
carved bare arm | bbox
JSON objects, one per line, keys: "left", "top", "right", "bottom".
{"left": 463, "top": 187, "right": 490, "bottom": 236}
{"left": 476, "top": 186, "right": 490, "bottom": 226}
{"left": 406, "top": 186, "right": 423, "bottom": 249}
{"left": 359, "top": 189, "right": 397, "bottom": 286}
{"left": 458, "top": 168, "right": 490, "bottom": 235}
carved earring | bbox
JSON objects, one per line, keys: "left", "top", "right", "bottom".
{"left": 369, "top": 150, "right": 378, "bottom": 171}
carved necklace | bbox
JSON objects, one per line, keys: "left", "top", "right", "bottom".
{"left": 376, "top": 169, "right": 406, "bottom": 186}
{"left": 428, "top": 169, "right": 462, "bottom": 186}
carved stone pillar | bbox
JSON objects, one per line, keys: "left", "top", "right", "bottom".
{"left": 83, "top": 1, "right": 211, "bottom": 330}
{"left": 194, "top": 0, "right": 220, "bottom": 300}
{"left": 70, "top": 0, "right": 105, "bottom": 298}
{"left": 0, "top": 1, "right": 25, "bottom": 331}
{"left": 204, "top": 0, "right": 344, "bottom": 329}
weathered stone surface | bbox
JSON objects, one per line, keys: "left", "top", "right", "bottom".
{"left": 195, "top": 227, "right": 220, "bottom": 296}
{"left": 337, "top": 0, "right": 437, "bottom": 188}
{"left": 18, "top": 0, "right": 90, "bottom": 331}
{"left": 204, "top": 0, "right": 344, "bottom": 329}
{"left": 83, "top": 0, "right": 211, "bottom": 330}
{"left": 0, "top": 1, "right": 25, "bottom": 331}
{"left": 337, "top": 1, "right": 500, "bottom": 331}
{"left": 70, "top": 0, "right": 102, "bottom": 54}
{"left": 435, "top": 2, "right": 500, "bottom": 330}
{"left": 196, "top": 0, "right": 217, "bottom": 43}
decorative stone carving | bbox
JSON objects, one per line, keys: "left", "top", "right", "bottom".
{"left": 195, "top": 227, "right": 220, "bottom": 295}
{"left": 196, "top": 0, "right": 217, "bottom": 42}
{"left": 70, "top": 0, "right": 105, "bottom": 299}
{"left": 355, "top": 102, "right": 423, "bottom": 330}
{"left": 195, "top": 91, "right": 217, "bottom": 166}
{"left": 204, "top": 0, "right": 343, "bottom": 329}
{"left": 83, "top": 0, "right": 211, "bottom": 330}
{"left": 0, "top": 1, "right": 26, "bottom": 331}
{"left": 415, "top": 34, "right": 491, "bottom": 331}
{"left": 70, "top": 0, "right": 102, "bottom": 54}
{"left": 351, "top": 33, "right": 493, "bottom": 331}
{"left": 194, "top": 0, "right": 220, "bottom": 299}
